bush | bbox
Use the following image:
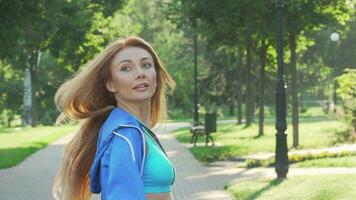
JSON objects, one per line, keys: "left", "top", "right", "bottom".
{"left": 246, "top": 159, "right": 262, "bottom": 168}
{"left": 300, "top": 107, "right": 308, "bottom": 114}
{"left": 336, "top": 69, "right": 356, "bottom": 134}
{"left": 244, "top": 151, "right": 356, "bottom": 168}
{"left": 334, "top": 127, "right": 356, "bottom": 144}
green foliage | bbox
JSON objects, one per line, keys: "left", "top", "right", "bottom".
{"left": 0, "top": 61, "right": 22, "bottom": 126}
{"left": 1, "top": 0, "right": 355, "bottom": 127}
{"left": 245, "top": 159, "right": 264, "bottom": 168}
{"left": 336, "top": 68, "right": 356, "bottom": 102}
{"left": 35, "top": 52, "right": 72, "bottom": 124}
{"left": 35, "top": 1, "right": 140, "bottom": 125}
{"left": 0, "top": 0, "right": 201, "bottom": 125}
{"left": 299, "top": 11, "right": 356, "bottom": 103}
{"left": 0, "top": 0, "right": 130, "bottom": 125}
{"left": 165, "top": 0, "right": 355, "bottom": 121}
{"left": 336, "top": 68, "right": 356, "bottom": 131}
{"left": 284, "top": 0, "right": 350, "bottom": 34}
{"left": 48, "top": 0, "right": 129, "bottom": 69}
{"left": 166, "top": 0, "right": 273, "bottom": 113}
{"left": 334, "top": 126, "right": 356, "bottom": 143}
{"left": 128, "top": 0, "right": 199, "bottom": 115}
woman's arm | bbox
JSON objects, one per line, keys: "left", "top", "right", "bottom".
{"left": 100, "top": 127, "right": 145, "bottom": 200}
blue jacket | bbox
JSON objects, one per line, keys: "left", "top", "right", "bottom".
{"left": 89, "top": 107, "right": 147, "bottom": 200}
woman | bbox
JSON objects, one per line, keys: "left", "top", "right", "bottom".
{"left": 53, "top": 36, "right": 176, "bottom": 200}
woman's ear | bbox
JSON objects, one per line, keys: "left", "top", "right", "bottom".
{"left": 105, "top": 80, "right": 116, "bottom": 93}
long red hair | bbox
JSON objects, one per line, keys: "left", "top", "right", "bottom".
{"left": 53, "top": 36, "right": 175, "bottom": 200}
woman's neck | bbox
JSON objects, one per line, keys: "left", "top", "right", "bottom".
{"left": 117, "top": 101, "right": 151, "bottom": 128}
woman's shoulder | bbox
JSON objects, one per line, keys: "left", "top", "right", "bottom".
{"left": 92, "top": 107, "right": 145, "bottom": 164}
{"left": 100, "top": 107, "right": 142, "bottom": 139}
{"left": 89, "top": 108, "right": 145, "bottom": 193}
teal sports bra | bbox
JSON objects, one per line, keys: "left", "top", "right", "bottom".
{"left": 139, "top": 123, "right": 176, "bottom": 193}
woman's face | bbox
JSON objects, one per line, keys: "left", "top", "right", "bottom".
{"left": 106, "top": 46, "right": 157, "bottom": 105}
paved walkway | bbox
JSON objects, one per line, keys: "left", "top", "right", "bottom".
{"left": 0, "top": 122, "right": 235, "bottom": 200}
{"left": 1, "top": 121, "right": 356, "bottom": 200}
{"left": 155, "top": 122, "right": 234, "bottom": 200}
{"left": 0, "top": 132, "right": 73, "bottom": 200}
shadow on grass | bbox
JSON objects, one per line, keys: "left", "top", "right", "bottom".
{"left": 245, "top": 178, "right": 285, "bottom": 200}
{"left": 253, "top": 135, "right": 263, "bottom": 139}
{"left": 242, "top": 124, "right": 252, "bottom": 129}
{"left": 0, "top": 142, "right": 47, "bottom": 169}
{"left": 236, "top": 134, "right": 270, "bottom": 140}
{"left": 219, "top": 124, "right": 239, "bottom": 133}
{"left": 263, "top": 116, "right": 334, "bottom": 125}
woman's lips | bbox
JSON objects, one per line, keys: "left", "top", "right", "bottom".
{"left": 133, "top": 83, "right": 149, "bottom": 90}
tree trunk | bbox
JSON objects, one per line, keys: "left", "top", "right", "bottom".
{"left": 229, "top": 104, "right": 234, "bottom": 116}
{"left": 237, "top": 48, "right": 243, "bottom": 125}
{"left": 299, "top": 72, "right": 304, "bottom": 109}
{"left": 352, "top": 110, "right": 356, "bottom": 131}
{"left": 7, "top": 114, "right": 13, "bottom": 128}
{"left": 22, "top": 50, "right": 39, "bottom": 127}
{"left": 245, "top": 35, "right": 253, "bottom": 126}
{"left": 251, "top": 78, "right": 255, "bottom": 123}
{"left": 237, "top": 94, "right": 243, "bottom": 124}
{"left": 289, "top": 32, "right": 299, "bottom": 148}
{"left": 258, "top": 40, "right": 267, "bottom": 136}
{"left": 22, "top": 68, "right": 33, "bottom": 126}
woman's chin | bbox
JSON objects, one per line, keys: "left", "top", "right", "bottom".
{"left": 130, "top": 95, "right": 154, "bottom": 103}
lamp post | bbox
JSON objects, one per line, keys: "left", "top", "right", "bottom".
{"left": 330, "top": 32, "right": 340, "bottom": 113}
{"left": 193, "top": 33, "right": 199, "bottom": 125}
{"left": 275, "top": 0, "right": 289, "bottom": 179}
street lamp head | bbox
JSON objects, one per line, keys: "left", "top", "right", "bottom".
{"left": 330, "top": 32, "right": 340, "bottom": 42}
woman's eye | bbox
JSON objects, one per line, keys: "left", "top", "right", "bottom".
{"left": 143, "top": 63, "right": 152, "bottom": 68}
{"left": 120, "top": 66, "right": 131, "bottom": 71}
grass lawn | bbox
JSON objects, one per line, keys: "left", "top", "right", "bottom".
{"left": 0, "top": 125, "right": 78, "bottom": 169}
{"left": 226, "top": 174, "right": 356, "bottom": 200}
{"left": 172, "top": 107, "right": 352, "bottom": 163}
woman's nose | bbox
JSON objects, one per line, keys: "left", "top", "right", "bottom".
{"left": 135, "top": 66, "right": 145, "bottom": 79}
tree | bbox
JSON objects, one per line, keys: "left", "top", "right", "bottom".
{"left": 0, "top": 61, "right": 22, "bottom": 127}
{"left": 0, "top": 0, "right": 126, "bottom": 126}
{"left": 336, "top": 68, "right": 356, "bottom": 138}
{"left": 166, "top": 0, "right": 277, "bottom": 134}
{"left": 284, "top": 0, "right": 351, "bottom": 147}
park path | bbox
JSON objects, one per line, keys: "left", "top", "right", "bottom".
{"left": 0, "top": 122, "right": 235, "bottom": 200}
{"left": 0, "top": 132, "right": 73, "bottom": 200}
{"left": 1, "top": 121, "right": 356, "bottom": 200}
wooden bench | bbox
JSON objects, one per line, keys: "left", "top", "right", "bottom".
{"left": 190, "top": 123, "right": 214, "bottom": 147}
